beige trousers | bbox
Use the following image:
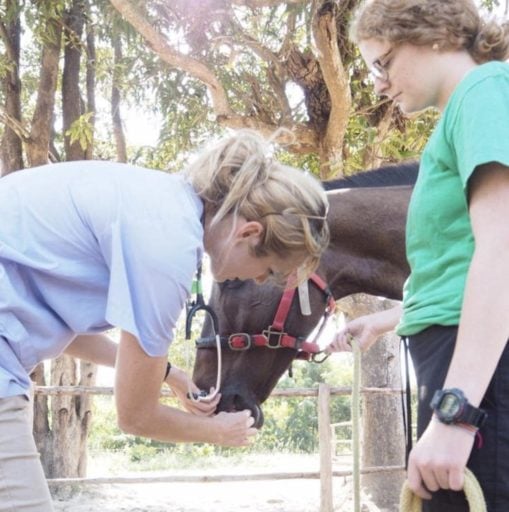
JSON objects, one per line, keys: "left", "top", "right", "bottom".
{"left": 0, "top": 394, "right": 54, "bottom": 511}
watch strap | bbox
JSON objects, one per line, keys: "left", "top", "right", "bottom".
{"left": 460, "top": 401, "right": 487, "bottom": 429}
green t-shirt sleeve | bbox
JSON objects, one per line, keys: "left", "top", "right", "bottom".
{"left": 450, "top": 73, "right": 509, "bottom": 188}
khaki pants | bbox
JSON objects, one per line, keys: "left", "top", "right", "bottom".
{"left": 0, "top": 394, "right": 54, "bottom": 511}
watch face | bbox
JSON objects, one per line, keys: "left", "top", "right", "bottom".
{"left": 440, "top": 393, "right": 461, "bottom": 417}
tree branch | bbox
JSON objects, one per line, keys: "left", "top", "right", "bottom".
{"left": 0, "top": 107, "right": 29, "bottom": 141}
{"left": 225, "top": 15, "right": 291, "bottom": 117}
{"left": 312, "top": 1, "right": 352, "bottom": 176}
{"left": 108, "top": 0, "right": 232, "bottom": 117}
{"left": 219, "top": 114, "right": 317, "bottom": 153}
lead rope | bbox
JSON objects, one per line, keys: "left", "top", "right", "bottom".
{"left": 350, "top": 334, "right": 362, "bottom": 512}
{"left": 399, "top": 468, "right": 486, "bottom": 512}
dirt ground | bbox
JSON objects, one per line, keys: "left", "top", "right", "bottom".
{"left": 49, "top": 455, "right": 386, "bottom": 512}
{"left": 52, "top": 478, "right": 362, "bottom": 512}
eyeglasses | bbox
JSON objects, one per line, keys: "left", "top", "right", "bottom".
{"left": 370, "top": 47, "right": 394, "bottom": 82}
{"left": 260, "top": 208, "right": 328, "bottom": 222}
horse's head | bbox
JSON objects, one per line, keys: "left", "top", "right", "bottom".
{"left": 192, "top": 162, "right": 416, "bottom": 429}
{"left": 192, "top": 276, "right": 331, "bottom": 427}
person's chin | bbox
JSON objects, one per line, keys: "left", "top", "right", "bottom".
{"left": 211, "top": 271, "right": 224, "bottom": 282}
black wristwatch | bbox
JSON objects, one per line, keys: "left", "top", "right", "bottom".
{"left": 430, "top": 388, "right": 487, "bottom": 429}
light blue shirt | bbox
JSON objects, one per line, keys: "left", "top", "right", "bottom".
{"left": 0, "top": 161, "right": 204, "bottom": 398}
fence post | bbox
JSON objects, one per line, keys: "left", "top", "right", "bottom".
{"left": 318, "top": 383, "right": 333, "bottom": 512}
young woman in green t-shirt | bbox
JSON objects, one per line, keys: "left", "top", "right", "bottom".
{"left": 326, "top": 1, "right": 509, "bottom": 511}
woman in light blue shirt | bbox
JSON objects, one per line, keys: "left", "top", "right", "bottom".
{"left": 0, "top": 129, "right": 330, "bottom": 511}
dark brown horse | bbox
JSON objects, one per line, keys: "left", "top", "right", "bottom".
{"left": 193, "top": 162, "right": 417, "bottom": 426}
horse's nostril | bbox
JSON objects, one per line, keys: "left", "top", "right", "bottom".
{"left": 232, "top": 394, "right": 242, "bottom": 408}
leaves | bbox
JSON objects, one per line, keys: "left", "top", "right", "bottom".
{"left": 65, "top": 111, "right": 94, "bottom": 151}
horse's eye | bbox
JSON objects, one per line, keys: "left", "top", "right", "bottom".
{"left": 219, "top": 278, "right": 245, "bottom": 290}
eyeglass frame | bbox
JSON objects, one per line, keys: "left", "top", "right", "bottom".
{"left": 370, "top": 46, "right": 395, "bottom": 82}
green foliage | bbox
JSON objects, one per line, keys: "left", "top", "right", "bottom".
{"left": 479, "top": 0, "right": 501, "bottom": 10}
{"left": 65, "top": 112, "right": 94, "bottom": 151}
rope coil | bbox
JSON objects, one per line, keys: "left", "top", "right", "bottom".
{"left": 399, "top": 463, "right": 486, "bottom": 511}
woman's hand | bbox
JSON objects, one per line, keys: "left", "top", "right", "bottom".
{"left": 165, "top": 365, "right": 220, "bottom": 416}
{"left": 210, "top": 410, "right": 258, "bottom": 446}
{"left": 326, "top": 304, "right": 402, "bottom": 353}
{"left": 407, "top": 419, "right": 476, "bottom": 499}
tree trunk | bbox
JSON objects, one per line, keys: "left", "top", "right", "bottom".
{"left": 312, "top": 0, "right": 352, "bottom": 179}
{"left": 337, "top": 293, "right": 406, "bottom": 511}
{"left": 85, "top": 4, "right": 96, "bottom": 160}
{"left": 47, "top": 356, "right": 97, "bottom": 478}
{"left": 111, "top": 34, "right": 127, "bottom": 162}
{"left": 31, "top": 364, "right": 53, "bottom": 474}
{"left": 62, "top": 0, "right": 87, "bottom": 160}
{"left": 0, "top": 0, "right": 23, "bottom": 174}
{"left": 26, "top": 6, "right": 62, "bottom": 167}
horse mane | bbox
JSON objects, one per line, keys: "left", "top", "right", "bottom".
{"left": 323, "top": 160, "right": 419, "bottom": 190}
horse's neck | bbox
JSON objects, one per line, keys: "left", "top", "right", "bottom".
{"left": 322, "top": 186, "right": 411, "bottom": 301}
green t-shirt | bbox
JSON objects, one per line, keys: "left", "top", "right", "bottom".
{"left": 397, "top": 61, "right": 509, "bottom": 336}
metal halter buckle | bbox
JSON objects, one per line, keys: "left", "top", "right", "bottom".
{"left": 228, "top": 333, "right": 252, "bottom": 351}
{"left": 262, "top": 326, "right": 285, "bottom": 348}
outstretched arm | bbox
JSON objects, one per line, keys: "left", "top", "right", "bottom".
{"left": 114, "top": 330, "right": 257, "bottom": 446}
{"left": 326, "top": 303, "right": 402, "bottom": 353}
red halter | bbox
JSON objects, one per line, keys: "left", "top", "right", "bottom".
{"left": 195, "top": 273, "right": 336, "bottom": 361}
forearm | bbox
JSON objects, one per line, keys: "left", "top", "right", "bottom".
{"left": 119, "top": 401, "right": 221, "bottom": 444}
{"left": 371, "top": 303, "right": 402, "bottom": 334}
{"left": 443, "top": 248, "right": 509, "bottom": 405}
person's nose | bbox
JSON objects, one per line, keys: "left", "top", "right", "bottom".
{"left": 373, "top": 76, "right": 390, "bottom": 97}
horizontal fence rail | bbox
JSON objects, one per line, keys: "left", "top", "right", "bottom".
{"left": 47, "top": 465, "right": 405, "bottom": 486}
{"left": 34, "top": 385, "right": 404, "bottom": 397}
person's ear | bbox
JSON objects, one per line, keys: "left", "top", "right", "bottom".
{"left": 236, "top": 221, "right": 264, "bottom": 242}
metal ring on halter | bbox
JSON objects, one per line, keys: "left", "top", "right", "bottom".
{"left": 311, "top": 351, "right": 330, "bottom": 363}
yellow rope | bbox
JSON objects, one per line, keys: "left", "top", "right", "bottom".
{"left": 399, "top": 467, "right": 487, "bottom": 512}
{"left": 350, "top": 336, "right": 361, "bottom": 512}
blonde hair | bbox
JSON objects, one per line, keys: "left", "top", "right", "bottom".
{"left": 351, "top": 0, "right": 509, "bottom": 63}
{"left": 184, "top": 129, "right": 330, "bottom": 281}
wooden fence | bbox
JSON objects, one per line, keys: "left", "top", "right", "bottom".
{"left": 35, "top": 384, "right": 406, "bottom": 512}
